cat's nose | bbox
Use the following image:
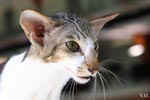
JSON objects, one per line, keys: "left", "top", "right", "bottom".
{"left": 85, "top": 56, "right": 100, "bottom": 74}
{"left": 88, "top": 67, "right": 98, "bottom": 74}
{"left": 88, "top": 68, "right": 94, "bottom": 74}
{"left": 86, "top": 60, "right": 100, "bottom": 74}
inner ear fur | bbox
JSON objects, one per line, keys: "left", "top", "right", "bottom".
{"left": 20, "top": 10, "right": 56, "bottom": 46}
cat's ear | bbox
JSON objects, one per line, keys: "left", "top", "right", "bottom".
{"left": 20, "top": 10, "right": 57, "bottom": 46}
{"left": 90, "top": 13, "right": 119, "bottom": 37}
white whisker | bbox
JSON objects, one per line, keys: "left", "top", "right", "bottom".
{"left": 61, "top": 80, "right": 72, "bottom": 100}
{"left": 92, "top": 76, "right": 97, "bottom": 100}
{"left": 98, "top": 72, "right": 106, "bottom": 100}
{"left": 72, "top": 82, "right": 75, "bottom": 100}
{"left": 101, "top": 67, "right": 123, "bottom": 86}
{"left": 94, "top": 76, "right": 97, "bottom": 100}
{"left": 99, "top": 72, "right": 111, "bottom": 93}
{"left": 68, "top": 81, "right": 73, "bottom": 100}
{"left": 75, "top": 82, "right": 77, "bottom": 97}
{"left": 71, "top": 81, "right": 75, "bottom": 100}
{"left": 75, "top": 82, "right": 77, "bottom": 96}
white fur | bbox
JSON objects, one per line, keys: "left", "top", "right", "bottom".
{"left": 0, "top": 38, "right": 95, "bottom": 100}
{"left": 0, "top": 53, "right": 70, "bottom": 100}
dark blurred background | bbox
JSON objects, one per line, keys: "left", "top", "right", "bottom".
{"left": 0, "top": 0, "right": 150, "bottom": 100}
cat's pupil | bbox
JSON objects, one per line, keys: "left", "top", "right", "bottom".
{"left": 66, "top": 41, "right": 80, "bottom": 52}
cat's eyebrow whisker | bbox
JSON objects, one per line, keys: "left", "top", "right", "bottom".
{"left": 101, "top": 67, "right": 123, "bottom": 87}
{"left": 97, "top": 72, "right": 106, "bottom": 100}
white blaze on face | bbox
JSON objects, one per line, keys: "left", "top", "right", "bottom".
{"left": 57, "top": 38, "right": 96, "bottom": 84}
{"left": 60, "top": 55, "right": 84, "bottom": 70}
{"left": 83, "top": 38, "right": 95, "bottom": 57}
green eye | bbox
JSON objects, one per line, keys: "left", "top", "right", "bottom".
{"left": 66, "top": 41, "right": 80, "bottom": 52}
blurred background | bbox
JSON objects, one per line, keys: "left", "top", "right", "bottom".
{"left": 0, "top": 0, "right": 150, "bottom": 100}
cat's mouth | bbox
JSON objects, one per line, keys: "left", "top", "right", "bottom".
{"left": 75, "top": 73, "right": 95, "bottom": 84}
{"left": 75, "top": 72, "right": 98, "bottom": 84}
{"left": 65, "top": 67, "right": 93, "bottom": 84}
{"left": 78, "top": 76, "right": 91, "bottom": 80}
{"left": 74, "top": 76, "right": 91, "bottom": 84}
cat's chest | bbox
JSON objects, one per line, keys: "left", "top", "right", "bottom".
{"left": 0, "top": 54, "right": 70, "bottom": 100}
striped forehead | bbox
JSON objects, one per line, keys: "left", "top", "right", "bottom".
{"left": 52, "top": 12, "right": 91, "bottom": 39}
{"left": 64, "top": 14, "right": 90, "bottom": 39}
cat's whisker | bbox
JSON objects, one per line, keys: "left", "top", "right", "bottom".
{"left": 72, "top": 81, "right": 75, "bottom": 100}
{"left": 99, "top": 72, "right": 111, "bottom": 93}
{"left": 75, "top": 82, "right": 78, "bottom": 97}
{"left": 91, "top": 76, "right": 96, "bottom": 100}
{"left": 61, "top": 80, "right": 72, "bottom": 100}
{"left": 97, "top": 72, "right": 106, "bottom": 100}
{"left": 63, "top": 80, "right": 72, "bottom": 100}
{"left": 71, "top": 82, "right": 73, "bottom": 100}
{"left": 93, "top": 75, "right": 97, "bottom": 100}
{"left": 101, "top": 67, "right": 123, "bottom": 86}
{"left": 69, "top": 81, "right": 74, "bottom": 100}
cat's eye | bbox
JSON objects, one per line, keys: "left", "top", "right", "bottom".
{"left": 66, "top": 41, "right": 80, "bottom": 52}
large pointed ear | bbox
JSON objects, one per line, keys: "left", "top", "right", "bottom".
{"left": 89, "top": 13, "right": 119, "bottom": 37}
{"left": 20, "top": 10, "right": 57, "bottom": 47}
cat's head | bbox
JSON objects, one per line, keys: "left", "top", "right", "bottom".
{"left": 20, "top": 10, "right": 118, "bottom": 84}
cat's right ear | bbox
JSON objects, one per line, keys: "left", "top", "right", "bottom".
{"left": 20, "top": 10, "right": 57, "bottom": 47}
{"left": 89, "top": 13, "right": 119, "bottom": 38}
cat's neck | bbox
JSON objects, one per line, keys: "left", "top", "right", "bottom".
{"left": 0, "top": 53, "right": 70, "bottom": 100}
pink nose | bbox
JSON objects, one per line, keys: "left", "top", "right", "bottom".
{"left": 88, "top": 68, "right": 94, "bottom": 74}
{"left": 88, "top": 67, "right": 99, "bottom": 74}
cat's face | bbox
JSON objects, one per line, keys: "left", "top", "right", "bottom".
{"left": 44, "top": 32, "right": 100, "bottom": 84}
{"left": 20, "top": 10, "right": 118, "bottom": 84}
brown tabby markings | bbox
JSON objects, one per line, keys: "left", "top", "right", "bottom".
{"left": 20, "top": 10, "right": 118, "bottom": 78}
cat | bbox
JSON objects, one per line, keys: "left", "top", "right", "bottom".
{"left": 0, "top": 10, "right": 118, "bottom": 100}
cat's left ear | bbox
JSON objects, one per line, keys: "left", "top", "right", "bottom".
{"left": 89, "top": 13, "right": 119, "bottom": 37}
